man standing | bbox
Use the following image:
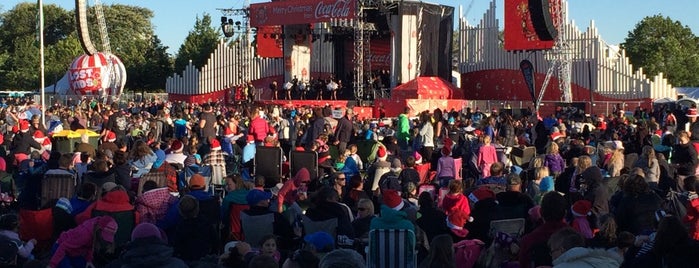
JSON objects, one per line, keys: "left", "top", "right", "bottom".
{"left": 396, "top": 107, "right": 411, "bottom": 150}
{"left": 334, "top": 108, "right": 354, "bottom": 153}
{"left": 103, "top": 103, "right": 128, "bottom": 143}
{"left": 198, "top": 103, "right": 217, "bottom": 144}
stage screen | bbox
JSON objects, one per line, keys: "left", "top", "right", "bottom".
{"left": 250, "top": 0, "right": 356, "bottom": 27}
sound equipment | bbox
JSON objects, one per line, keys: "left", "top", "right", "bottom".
{"left": 528, "top": 0, "right": 558, "bottom": 41}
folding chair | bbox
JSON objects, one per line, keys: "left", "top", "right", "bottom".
{"left": 290, "top": 150, "right": 319, "bottom": 180}
{"left": 367, "top": 229, "right": 416, "bottom": 268}
{"left": 510, "top": 146, "right": 536, "bottom": 167}
{"left": 40, "top": 173, "right": 76, "bottom": 209}
{"left": 488, "top": 218, "right": 526, "bottom": 239}
{"left": 185, "top": 165, "right": 212, "bottom": 191}
{"left": 453, "top": 158, "right": 463, "bottom": 181}
{"left": 240, "top": 212, "right": 274, "bottom": 245}
{"left": 255, "top": 147, "right": 283, "bottom": 186}
{"left": 414, "top": 163, "right": 431, "bottom": 185}
{"left": 302, "top": 215, "right": 338, "bottom": 239}
{"left": 137, "top": 170, "right": 169, "bottom": 196}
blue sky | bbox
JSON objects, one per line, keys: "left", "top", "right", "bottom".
{"left": 2, "top": 0, "right": 698, "bottom": 55}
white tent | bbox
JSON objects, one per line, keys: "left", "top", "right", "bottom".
{"left": 653, "top": 97, "right": 676, "bottom": 104}
{"left": 38, "top": 72, "right": 71, "bottom": 95}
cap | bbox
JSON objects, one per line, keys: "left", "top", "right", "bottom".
{"left": 189, "top": 174, "right": 206, "bottom": 189}
{"left": 55, "top": 197, "right": 73, "bottom": 214}
{"left": 102, "top": 182, "right": 118, "bottom": 193}
{"left": 391, "top": 158, "right": 402, "bottom": 170}
{"left": 613, "top": 140, "right": 624, "bottom": 150}
{"left": 131, "top": 222, "right": 165, "bottom": 242}
{"left": 171, "top": 140, "right": 183, "bottom": 153}
{"left": 246, "top": 189, "right": 273, "bottom": 206}
{"left": 571, "top": 200, "right": 592, "bottom": 217}
{"left": 304, "top": 232, "right": 335, "bottom": 253}
{"left": 382, "top": 189, "right": 404, "bottom": 211}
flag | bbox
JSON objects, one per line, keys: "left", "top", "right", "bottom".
{"left": 520, "top": 59, "right": 536, "bottom": 105}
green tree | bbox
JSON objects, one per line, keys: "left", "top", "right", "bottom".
{"left": 174, "top": 13, "right": 221, "bottom": 73}
{"left": 622, "top": 15, "right": 699, "bottom": 87}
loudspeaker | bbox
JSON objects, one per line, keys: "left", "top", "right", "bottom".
{"left": 529, "top": 0, "right": 558, "bottom": 41}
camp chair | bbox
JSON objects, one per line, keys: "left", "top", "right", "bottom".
{"left": 228, "top": 203, "right": 249, "bottom": 241}
{"left": 40, "top": 173, "right": 76, "bottom": 209}
{"left": 92, "top": 210, "right": 136, "bottom": 250}
{"left": 510, "top": 146, "right": 536, "bottom": 167}
{"left": 185, "top": 165, "right": 212, "bottom": 191}
{"left": 367, "top": 229, "right": 416, "bottom": 268}
{"left": 18, "top": 208, "right": 53, "bottom": 251}
{"left": 453, "top": 158, "right": 463, "bottom": 181}
{"left": 290, "top": 151, "right": 319, "bottom": 180}
{"left": 255, "top": 146, "right": 283, "bottom": 183}
{"left": 488, "top": 218, "right": 526, "bottom": 239}
{"left": 414, "top": 163, "right": 431, "bottom": 185}
{"left": 240, "top": 212, "right": 274, "bottom": 245}
{"left": 137, "top": 170, "right": 169, "bottom": 196}
{"left": 302, "top": 215, "right": 338, "bottom": 239}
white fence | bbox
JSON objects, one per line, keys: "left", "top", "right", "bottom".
{"left": 456, "top": 0, "right": 674, "bottom": 100}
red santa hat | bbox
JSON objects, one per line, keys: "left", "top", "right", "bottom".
{"left": 571, "top": 200, "right": 592, "bottom": 217}
{"left": 382, "top": 189, "right": 404, "bottom": 211}
{"left": 446, "top": 210, "right": 470, "bottom": 237}
{"left": 246, "top": 135, "right": 255, "bottom": 143}
{"left": 377, "top": 146, "right": 387, "bottom": 161}
{"left": 210, "top": 139, "right": 221, "bottom": 150}
{"left": 106, "top": 131, "right": 117, "bottom": 142}
{"left": 413, "top": 151, "right": 423, "bottom": 164}
{"left": 19, "top": 120, "right": 29, "bottom": 132}
{"left": 550, "top": 132, "right": 564, "bottom": 141}
{"left": 441, "top": 146, "right": 451, "bottom": 156}
{"left": 33, "top": 130, "right": 45, "bottom": 141}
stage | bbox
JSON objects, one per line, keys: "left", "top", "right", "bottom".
{"left": 256, "top": 99, "right": 376, "bottom": 120}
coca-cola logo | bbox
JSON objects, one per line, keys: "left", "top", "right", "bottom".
{"left": 315, "top": 0, "right": 351, "bottom": 19}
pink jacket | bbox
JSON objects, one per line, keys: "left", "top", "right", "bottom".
{"left": 477, "top": 144, "right": 498, "bottom": 168}
{"left": 249, "top": 117, "right": 269, "bottom": 142}
{"left": 277, "top": 168, "right": 310, "bottom": 212}
{"left": 50, "top": 217, "right": 105, "bottom": 267}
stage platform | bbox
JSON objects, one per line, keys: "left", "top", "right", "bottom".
{"left": 256, "top": 99, "right": 376, "bottom": 119}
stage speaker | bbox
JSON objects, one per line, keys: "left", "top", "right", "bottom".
{"left": 528, "top": 0, "right": 558, "bottom": 41}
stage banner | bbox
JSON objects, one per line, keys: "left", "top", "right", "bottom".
{"left": 520, "top": 59, "right": 537, "bottom": 105}
{"left": 250, "top": 0, "right": 356, "bottom": 27}
{"left": 343, "top": 38, "right": 391, "bottom": 70}
{"left": 256, "top": 26, "right": 283, "bottom": 58}
{"left": 503, "top": 0, "right": 556, "bottom": 51}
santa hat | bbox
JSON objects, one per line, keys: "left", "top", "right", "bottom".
{"left": 413, "top": 151, "right": 423, "bottom": 164}
{"left": 571, "top": 200, "right": 592, "bottom": 217}
{"left": 33, "top": 130, "right": 46, "bottom": 142}
{"left": 246, "top": 135, "right": 255, "bottom": 143}
{"left": 19, "top": 120, "right": 29, "bottom": 132}
{"left": 687, "top": 108, "right": 698, "bottom": 118}
{"left": 550, "top": 132, "right": 563, "bottom": 141}
{"left": 210, "top": 139, "right": 221, "bottom": 150}
{"left": 106, "top": 131, "right": 117, "bottom": 142}
{"left": 377, "top": 146, "right": 387, "bottom": 161}
{"left": 224, "top": 127, "right": 235, "bottom": 138}
{"left": 382, "top": 189, "right": 404, "bottom": 211}
{"left": 468, "top": 187, "right": 496, "bottom": 204}
{"left": 171, "top": 140, "right": 183, "bottom": 153}
{"left": 11, "top": 125, "right": 18, "bottom": 134}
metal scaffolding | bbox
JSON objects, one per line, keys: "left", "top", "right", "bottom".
{"left": 538, "top": 1, "right": 572, "bottom": 105}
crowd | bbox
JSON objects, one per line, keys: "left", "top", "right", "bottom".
{"left": 0, "top": 95, "right": 698, "bottom": 268}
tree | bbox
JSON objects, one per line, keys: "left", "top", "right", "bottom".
{"left": 622, "top": 15, "right": 699, "bottom": 87}
{"left": 174, "top": 13, "right": 221, "bottom": 73}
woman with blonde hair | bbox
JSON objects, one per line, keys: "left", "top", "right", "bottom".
{"left": 604, "top": 141, "right": 625, "bottom": 177}
{"left": 526, "top": 166, "right": 554, "bottom": 204}
{"left": 544, "top": 142, "right": 566, "bottom": 178}
{"left": 634, "top": 145, "right": 659, "bottom": 188}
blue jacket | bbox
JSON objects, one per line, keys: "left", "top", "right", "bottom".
{"left": 370, "top": 204, "right": 415, "bottom": 232}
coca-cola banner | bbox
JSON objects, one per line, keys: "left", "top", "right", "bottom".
{"left": 344, "top": 38, "right": 391, "bottom": 70}
{"left": 250, "top": 0, "right": 356, "bottom": 27}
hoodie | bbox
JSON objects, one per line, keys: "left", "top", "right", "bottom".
{"left": 49, "top": 216, "right": 111, "bottom": 267}
{"left": 76, "top": 190, "right": 140, "bottom": 224}
{"left": 684, "top": 194, "right": 699, "bottom": 240}
{"left": 440, "top": 193, "right": 471, "bottom": 217}
{"left": 370, "top": 204, "right": 415, "bottom": 233}
{"left": 136, "top": 188, "right": 178, "bottom": 224}
{"left": 277, "top": 168, "right": 310, "bottom": 212}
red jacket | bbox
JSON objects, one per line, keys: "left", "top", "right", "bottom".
{"left": 76, "top": 190, "right": 140, "bottom": 224}
{"left": 684, "top": 197, "right": 699, "bottom": 240}
{"left": 249, "top": 116, "right": 269, "bottom": 142}
{"left": 441, "top": 193, "right": 471, "bottom": 217}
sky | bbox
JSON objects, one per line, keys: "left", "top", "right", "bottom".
{"left": 2, "top": 0, "right": 698, "bottom": 55}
